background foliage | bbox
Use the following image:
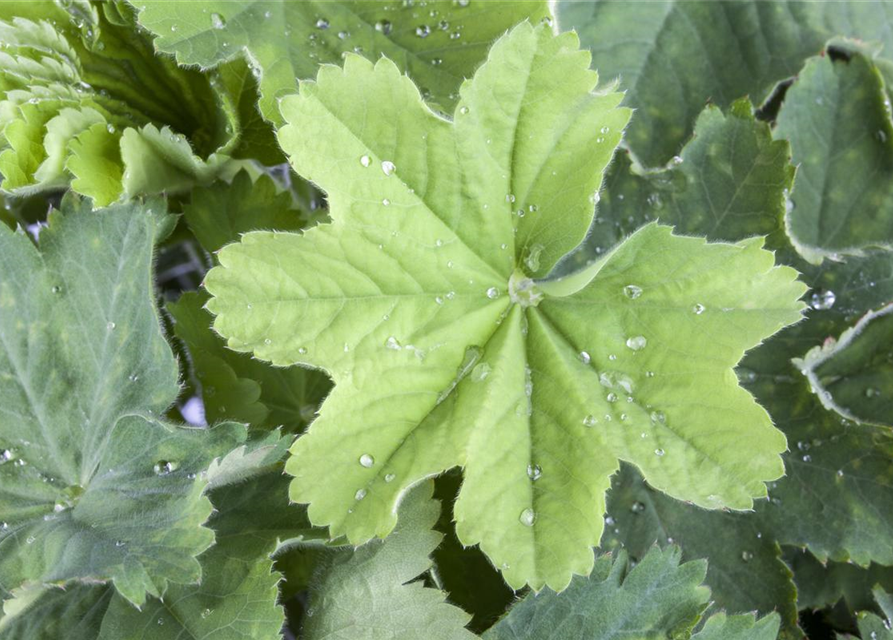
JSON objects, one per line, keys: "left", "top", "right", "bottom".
{"left": 0, "top": 1, "right": 892, "bottom": 639}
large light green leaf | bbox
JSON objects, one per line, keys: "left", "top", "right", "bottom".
{"left": 775, "top": 41, "right": 893, "bottom": 263}
{"left": 302, "top": 481, "right": 474, "bottom": 640}
{"left": 556, "top": 0, "right": 893, "bottom": 167}
{"left": 795, "top": 302, "right": 893, "bottom": 428}
{"left": 131, "top": 0, "right": 551, "bottom": 124}
{"left": 206, "top": 23, "right": 806, "bottom": 591}
{"left": 0, "top": 1, "right": 240, "bottom": 204}
{"left": 482, "top": 546, "right": 710, "bottom": 640}
{"left": 0, "top": 460, "right": 320, "bottom": 640}
{"left": 0, "top": 196, "right": 245, "bottom": 607}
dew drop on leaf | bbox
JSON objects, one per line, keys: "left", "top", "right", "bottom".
{"left": 582, "top": 414, "right": 598, "bottom": 427}
{"left": 486, "top": 287, "right": 500, "bottom": 299}
{"left": 578, "top": 350, "right": 591, "bottom": 365}
{"left": 519, "top": 508, "right": 536, "bottom": 527}
{"left": 630, "top": 501, "right": 645, "bottom": 514}
{"left": 385, "top": 336, "right": 401, "bottom": 350}
{"left": 210, "top": 12, "right": 226, "bottom": 29}
{"left": 625, "top": 335, "right": 647, "bottom": 351}
{"left": 316, "top": 17, "right": 329, "bottom": 29}
{"left": 471, "top": 362, "right": 491, "bottom": 382}
{"left": 692, "top": 303, "right": 706, "bottom": 315}
{"left": 360, "top": 155, "right": 371, "bottom": 167}
{"left": 606, "top": 392, "right": 617, "bottom": 402}
{"left": 527, "top": 464, "right": 542, "bottom": 481}
{"left": 654, "top": 448, "right": 665, "bottom": 457}
{"left": 153, "top": 460, "right": 176, "bottom": 475}
{"left": 359, "top": 453, "right": 374, "bottom": 468}
{"left": 381, "top": 160, "right": 396, "bottom": 176}
{"left": 415, "top": 24, "right": 431, "bottom": 38}
{"left": 384, "top": 473, "right": 396, "bottom": 483}
{"left": 810, "top": 289, "right": 836, "bottom": 310}
{"left": 741, "top": 551, "right": 753, "bottom": 562}
{"left": 650, "top": 410, "right": 666, "bottom": 424}
{"left": 354, "top": 488, "right": 367, "bottom": 501}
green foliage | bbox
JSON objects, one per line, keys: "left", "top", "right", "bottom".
{"left": 132, "top": 0, "right": 551, "bottom": 123}
{"left": 1, "top": 1, "right": 892, "bottom": 637}
{"left": 0, "top": 1, "right": 250, "bottom": 204}
{"left": 206, "top": 21, "right": 805, "bottom": 593}
{"left": 0, "top": 196, "right": 245, "bottom": 607}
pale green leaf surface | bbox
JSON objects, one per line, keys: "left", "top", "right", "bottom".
{"left": 206, "top": 24, "right": 805, "bottom": 591}
{"left": 556, "top": 0, "right": 893, "bottom": 167}
{"left": 775, "top": 43, "right": 893, "bottom": 262}
{"left": 132, "top": 0, "right": 551, "bottom": 124}
{"left": 794, "top": 302, "right": 893, "bottom": 428}
{"left": 302, "top": 482, "right": 474, "bottom": 640}
{"left": 600, "top": 465, "right": 799, "bottom": 633}
{"left": 482, "top": 546, "right": 709, "bottom": 640}
{"left": 0, "top": 197, "right": 245, "bottom": 607}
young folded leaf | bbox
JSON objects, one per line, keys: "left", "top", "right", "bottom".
{"left": 206, "top": 23, "right": 807, "bottom": 591}
{"left": 0, "top": 1, "right": 240, "bottom": 204}
{"left": 0, "top": 197, "right": 245, "bottom": 607}
{"left": 131, "top": 0, "right": 552, "bottom": 123}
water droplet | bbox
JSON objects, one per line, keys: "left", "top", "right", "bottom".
{"left": 264, "top": 338, "right": 272, "bottom": 345}
{"left": 360, "top": 155, "right": 371, "bottom": 167}
{"left": 415, "top": 24, "right": 431, "bottom": 37}
{"left": 471, "top": 362, "right": 491, "bottom": 382}
{"left": 802, "top": 454, "right": 812, "bottom": 462}
{"left": 519, "top": 508, "right": 536, "bottom": 526}
{"left": 527, "top": 464, "right": 542, "bottom": 481}
{"left": 201, "top": 608, "right": 212, "bottom": 619}
{"left": 741, "top": 551, "right": 753, "bottom": 562}
{"left": 354, "top": 488, "right": 367, "bottom": 501}
{"left": 116, "top": 540, "right": 126, "bottom": 547}
{"left": 106, "top": 123, "right": 116, "bottom": 134}
{"left": 866, "top": 387, "right": 880, "bottom": 398}
{"left": 579, "top": 351, "right": 591, "bottom": 365}
{"left": 505, "top": 194, "right": 516, "bottom": 203}
{"left": 359, "top": 454, "right": 374, "bottom": 468}
{"left": 630, "top": 501, "right": 645, "bottom": 514}
{"left": 316, "top": 17, "right": 329, "bottom": 29}
{"left": 434, "top": 296, "right": 444, "bottom": 305}
{"left": 26, "top": 535, "right": 36, "bottom": 545}
{"left": 210, "top": 12, "right": 226, "bottom": 29}
{"left": 645, "top": 371, "right": 655, "bottom": 378}
{"left": 382, "top": 198, "right": 390, "bottom": 206}
{"left": 671, "top": 155, "right": 684, "bottom": 165}
{"left": 154, "top": 460, "right": 179, "bottom": 476}
{"left": 170, "top": 25, "right": 177, "bottom": 32}
{"left": 654, "top": 448, "right": 665, "bottom": 457}
{"left": 582, "top": 414, "right": 598, "bottom": 427}
{"left": 459, "top": 106, "right": 469, "bottom": 115}
{"left": 625, "top": 335, "right": 647, "bottom": 351}
{"left": 375, "top": 19, "right": 392, "bottom": 34}
{"left": 810, "top": 289, "right": 836, "bottom": 310}
{"left": 650, "top": 410, "right": 666, "bottom": 424}
{"left": 606, "top": 392, "right": 618, "bottom": 402}
{"left": 264, "top": 10, "right": 272, "bottom": 18}
{"left": 51, "top": 285, "right": 62, "bottom": 294}
{"left": 608, "top": 354, "right": 617, "bottom": 361}
{"left": 385, "top": 336, "right": 401, "bottom": 350}
{"left": 623, "top": 285, "right": 642, "bottom": 299}
{"left": 381, "top": 160, "right": 396, "bottom": 176}
{"left": 486, "top": 287, "right": 500, "bottom": 299}
{"left": 298, "top": 347, "right": 307, "bottom": 355}
{"left": 524, "top": 244, "right": 544, "bottom": 272}
{"left": 385, "top": 473, "right": 396, "bottom": 483}
{"left": 692, "top": 303, "right": 705, "bottom": 315}
{"left": 878, "top": 129, "right": 889, "bottom": 143}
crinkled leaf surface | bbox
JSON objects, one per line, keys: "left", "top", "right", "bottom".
{"left": 302, "top": 482, "right": 474, "bottom": 640}
{"left": 482, "top": 546, "right": 709, "bottom": 640}
{"left": 206, "top": 23, "right": 806, "bottom": 591}
{"left": 0, "top": 197, "right": 245, "bottom": 607}
{"left": 556, "top": 0, "right": 893, "bottom": 167}
{"left": 776, "top": 42, "right": 893, "bottom": 262}
{"left": 0, "top": 460, "right": 318, "bottom": 639}
{"left": 0, "top": 1, "right": 238, "bottom": 204}
{"left": 601, "top": 465, "right": 799, "bottom": 634}
{"left": 795, "top": 302, "right": 893, "bottom": 428}
{"left": 132, "top": 0, "right": 550, "bottom": 124}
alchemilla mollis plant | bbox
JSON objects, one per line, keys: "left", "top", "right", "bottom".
{"left": 0, "top": 2, "right": 892, "bottom": 639}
